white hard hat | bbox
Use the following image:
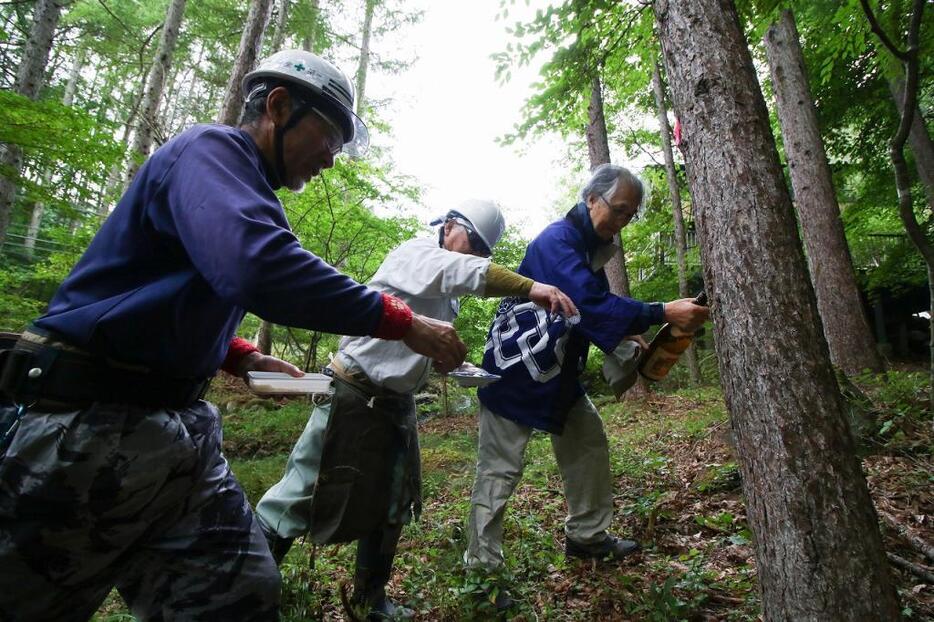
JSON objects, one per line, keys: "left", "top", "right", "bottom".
{"left": 243, "top": 49, "right": 369, "bottom": 157}
{"left": 431, "top": 199, "right": 506, "bottom": 252}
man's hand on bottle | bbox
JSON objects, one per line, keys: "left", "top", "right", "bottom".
{"left": 403, "top": 313, "right": 467, "bottom": 373}
{"left": 663, "top": 298, "right": 710, "bottom": 333}
{"left": 624, "top": 334, "right": 649, "bottom": 351}
{"left": 529, "top": 282, "right": 579, "bottom": 318}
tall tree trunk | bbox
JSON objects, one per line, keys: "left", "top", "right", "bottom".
{"left": 302, "top": 0, "right": 320, "bottom": 53}
{"left": 588, "top": 73, "right": 649, "bottom": 396}
{"left": 587, "top": 74, "right": 631, "bottom": 297}
{"left": 652, "top": 61, "right": 701, "bottom": 384}
{"left": 764, "top": 10, "right": 883, "bottom": 375}
{"left": 125, "top": 0, "right": 187, "bottom": 186}
{"left": 0, "top": 0, "right": 64, "bottom": 247}
{"left": 270, "top": 0, "right": 290, "bottom": 52}
{"left": 655, "top": 1, "right": 901, "bottom": 619}
{"left": 257, "top": 319, "right": 273, "bottom": 355}
{"left": 354, "top": 0, "right": 377, "bottom": 115}
{"left": 303, "top": 330, "right": 323, "bottom": 371}
{"left": 217, "top": 0, "right": 274, "bottom": 126}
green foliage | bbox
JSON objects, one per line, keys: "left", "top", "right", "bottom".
{"left": 697, "top": 461, "right": 741, "bottom": 491}
{"left": 495, "top": 0, "right": 657, "bottom": 146}
{"left": 851, "top": 369, "right": 932, "bottom": 444}
{"left": 0, "top": 90, "right": 122, "bottom": 212}
{"left": 0, "top": 262, "right": 48, "bottom": 331}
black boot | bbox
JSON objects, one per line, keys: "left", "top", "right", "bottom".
{"left": 566, "top": 534, "right": 640, "bottom": 561}
{"left": 351, "top": 529, "right": 414, "bottom": 621}
{"left": 260, "top": 522, "right": 294, "bottom": 566}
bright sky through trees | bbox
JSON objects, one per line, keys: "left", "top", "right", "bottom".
{"left": 368, "top": 0, "right": 579, "bottom": 238}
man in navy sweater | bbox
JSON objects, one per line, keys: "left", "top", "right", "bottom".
{"left": 464, "top": 164, "right": 708, "bottom": 607}
{"left": 0, "top": 50, "right": 464, "bottom": 621}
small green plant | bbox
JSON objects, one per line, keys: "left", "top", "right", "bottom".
{"left": 694, "top": 462, "right": 741, "bottom": 493}
{"left": 851, "top": 370, "right": 931, "bottom": 446}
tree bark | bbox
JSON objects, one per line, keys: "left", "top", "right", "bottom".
{"left": 270, "top": 0, "right": 291, "bottom": 52}
{"left": 586, "top": 75, "right": 611, "bottom": 167}
{"left": 586, "top": 74, "right": 631, "bottom": 297}
{"left": 0, "top": 0, "right": 64, "bottom": 247}
{"left": 888, "top": 74, "right": 934, "bottom": 212}
{"left": 652, "top": 61, "right": 701, "bottom": 384}
{"left": 764, "top": 10, "right": 883, "bottom": 375}
{"left": 655, "top": 1, "right": 901, "bottom": 619}
{"left": 354, "top": 0, "right": 377, "bottom": 115}
{"left": 125, "top": 0, "right": 187, "bottom": 186}
{"left": 217, "top": 0, "right": 274, "bottom": 126}
{"left": 257, "top": 318, "right": 273, "bottom": 355}
{"left": 302, "top": 0, "right": 321, "bottom": 53}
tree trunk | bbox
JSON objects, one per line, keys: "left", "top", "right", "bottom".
{"left": 354, "top": 0, "right": 377, "bottom": 115}
{"left": 860, "top": 0, "right": 933, "bottom": 411}
{"left": 270, "top": 0, "right": 290, "bottom": 52}
{"left": 586, "top": 75, "right": 632, "bottom": 297}
{"left": 303, "top": 330, "right": 323, "bottom": 371}
{"left": 652, "top": 61, "right": 701, "bottom": 384}
{"left": 302, "top": 0, "right": 320, "bottom": 53}
{"left": 257, "top": 318, "right": 273, "bottom": 355}
{"left": 125, "top": 0, "right": 187, "bottom": 186}
{"left": 587, "top": 73, "right": 648, "bottom": 395}
{"left": 764, "top": 10, "right": 883, "bottom": 375}
{"left": 586, "top": 75, "right": 611, "bottom": 167}
{"left": 217, "top": 0, "right": 274, "bottom": 126}
{"left": 655, "top": 1, "right": 901, "bottom": 619}
{"left": 0, "top": 0, "right": 64, "bottom": 247}
{"left": 888, "top": 75, "right": 934, "bottom": 212}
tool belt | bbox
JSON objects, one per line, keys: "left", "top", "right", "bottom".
{"left": 0, "top": 329, "right": 211, "bottom": 411}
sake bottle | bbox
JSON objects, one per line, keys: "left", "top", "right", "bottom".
{"left": 638, "top": 291, "right": 708, "bottom": 382}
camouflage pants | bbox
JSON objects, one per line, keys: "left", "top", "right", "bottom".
{"left": 0, "top": 400, "right": 280, "bottom": 622}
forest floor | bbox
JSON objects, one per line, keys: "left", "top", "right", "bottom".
{"left": 94, "top": 370, "right": 932, "bottom": 621}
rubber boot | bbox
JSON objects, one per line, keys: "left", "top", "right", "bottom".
{"left": 351, "top": 529, "right": 414, "bottom": 621}
{"left": 259, "top": 522, "right": 294, "bottom": 566}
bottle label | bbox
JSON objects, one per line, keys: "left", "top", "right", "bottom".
{"left": 640, "top": 348, "right": 680, "bottom": 381}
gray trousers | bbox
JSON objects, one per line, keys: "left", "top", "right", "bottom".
{"left": 465, "top": 395, "right": 613, "bottom": 570}
{"left": 0, "top": 401, "right": 280, "bottom": 622}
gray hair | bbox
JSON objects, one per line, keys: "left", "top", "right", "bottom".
{"left": 580, "top": 164, "right": 645, "bottom": 214}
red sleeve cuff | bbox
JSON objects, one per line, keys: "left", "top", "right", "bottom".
{"left": 221, "top": 337, "right": 260, "bottom": 375}
{"left": 372, "top": 293, "right": 413, "bottom": 340}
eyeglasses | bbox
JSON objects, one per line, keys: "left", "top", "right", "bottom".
{"left": 310, "top": 107, "right": 344, "bottom": 156}
{"left": 453, "top": 218, "right": 492, "bottom": 257}
{"left": 599, "top": 194, "right": 638, "bottom": 223}
{"left": 291, "top": 94, "right": 344, "bottom": 155}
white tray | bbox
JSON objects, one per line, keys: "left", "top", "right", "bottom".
{"left": 247, "top": 371, "right": 332, "bottom": 395}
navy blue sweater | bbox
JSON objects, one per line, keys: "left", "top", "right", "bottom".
{"left": 36, "top": 124, "right": 382, "bottom": 378}
{"left": 478, "top": 203, "right": 663, "bottom": 434}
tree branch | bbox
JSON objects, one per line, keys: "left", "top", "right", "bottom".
{"left": 858, "top": 0, "right": 909, "bottom": 61}
{"left": 887, "top": 552, "right": 934, "bottom": 583}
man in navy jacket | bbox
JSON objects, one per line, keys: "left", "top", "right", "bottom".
{"left": 0, "top": 50, "right": 464, "bottom": 621}
{"left": 464, "top": 164, "right": 708, "bottom": 605}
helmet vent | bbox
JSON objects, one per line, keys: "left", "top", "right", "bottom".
{"left": 324, "top": 79, "right": 353, "bottom": 104}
